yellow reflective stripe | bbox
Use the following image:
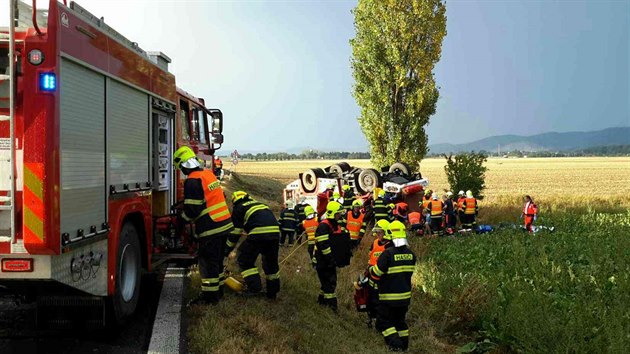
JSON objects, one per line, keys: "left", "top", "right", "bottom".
{"left": 321, "top": 247, "right": 332, "bottom": 255}
{"left": 207, "top": 201, "right": 228, "bottom": 212}
{"left": 323, "top": 293, "right": 336, "bottom": 299}
{"left": 307, "top": 240, "right": 316, "bottom": 245}
{"left": 213, "top": 209, "right": 230, "bottom": 219}
{"left": 399, "top": 330, "right": 409, "bottom": 337}
{"left": 198, "top": 222, "right": 235, "bottom": 237}
{"left": 226, "top": 240, "right": 236, "bottom": 247}
{"left": 245, "top": 205, "right": 269, "bottom": 223}
{"left": 231, "top": 227, "right": 243, "bottom": 236}
{"left": 266, "top": 272, "right": 280, "bottom": 280}
{"left": 379, "top": 292, "right": 412, "bottom": 301}
{"left": 201, "top": 285, "right": 220, "bottom": 292}
{"left": 382, "top": 327, "right": 397, "bottom": 337}
{"left": 249, "top": 226, "right": 280, "bottom": 235}
{"left": 184, "top": 199, "right": 205, "bottom": 205}
{"left": 372, "top": 265, "right": 384, "bottom": 277}
{"left": 201, "top": 278, "right": 220, "bottom": 284}
{"left": 242, "top": 268, "right": 259, "bottom": 278}
{"left": 182, "top": 212, "right": 193, "bottom": 222}
{"left": 315, "top": 235, "right": 329, "bottom": 242}
{"left": 387, "top": 265, "right": 416, "bottom": 274}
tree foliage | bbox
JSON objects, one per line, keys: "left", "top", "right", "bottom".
{"left": 443, "top": 152, "right": 488, "bottom": 200}
{"left": 351, "top": 0, "right": 447, "bottom": 168}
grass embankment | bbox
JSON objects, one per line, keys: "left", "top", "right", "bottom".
{"left": 186, "top": 172, "right": 629, "bottom": 353}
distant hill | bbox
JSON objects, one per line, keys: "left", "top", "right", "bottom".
{"left": 429, "top": 127, "right": 630, "bottom": 154}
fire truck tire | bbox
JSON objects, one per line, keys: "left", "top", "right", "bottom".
{"left": 301, "top": 168, "right": 326, "bottom": 193}
{"left": 358, "top": 168, "right": 381, "bottom": 192}
{"left": 337, "top": 162, "right": 352, "bottom": 172}
{"left": 109, "top": 222, "right": 141, "bottom": 327}
{"left": 328, "top": 164, "right": 345, "bottom": 177}
{"left": 389, "top": 162, "right": 412, "bottom": 176}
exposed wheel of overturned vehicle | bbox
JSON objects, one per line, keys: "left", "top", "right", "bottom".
{"left": 389, "top": 162, "right": 412, "bottom": 176}
{"left": 301, "top": 168, "right": 326, "bottom": 193}
{"left": 357, "top": 168, "right": 382, "bottom": 193}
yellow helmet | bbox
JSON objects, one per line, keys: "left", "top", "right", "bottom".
{"left": 373, "top": 219, "right": 391, "bottom": 239}
{"left": 173, "top": 146, "right": 200, "bottom": 170}
{"left": 231, "top": 191, "right": 249, "bottom": 204}
{"left": 325, "top": 201, "right": 343, "bottom": 219}
{"left": 424, "top": 189, "right": 432, "bottom": 196}
{"left": 304, "top": 205, "right": 315, "bottom": 216}
{"left": 389, "top": 220, "right": 407, "bottom": 240}
{"left": 377, "top": 190, "right": 385, "bottom": 198}
{"left": 352, "top": 199, "right": 363, "bottom": 207}
{"left": 333, "top": 192, "right": 341, "bottom": 200}
{"left": 342, "top": 185, "right": 351, "bottom": 191}
{"left": 466, "top": 190, "right": 473, "bottom": 198}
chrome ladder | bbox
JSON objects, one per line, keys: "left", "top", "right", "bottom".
{"left": 0, "top": 0, "right": 16, "bottom": 243}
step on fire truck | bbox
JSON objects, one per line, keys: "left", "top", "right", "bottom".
{"left": 0, "top": 0, "right": 224, "bottom": 327}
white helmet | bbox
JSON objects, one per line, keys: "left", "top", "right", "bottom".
{"left": 466, "top": 190, "right": 473, "bottom": 198}
{"left": 432, "top": 192, "right": 438, "bottom": 200}
{"left": 446, "top": 191, "right": 453, "bottom": 197}
{"left": 458, "top": 190, "right": 465, "bottom": 196}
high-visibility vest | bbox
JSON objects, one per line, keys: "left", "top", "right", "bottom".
{"left": 303, "top": 217, "right": 319, "bottom": 245}
{"left": 187, "top": 170, "right": 231, "bottom": 223}
{"left": 523, "top": 202, "right": 537, "bottom": 216}
{"left": 368, "top": 239, "right": 386, "bottom": 266}
{"left": 430, "top": 200, "right": 444, "bottom": 217}
{"left": 464, "top": 198, "right": 477, "bottom": 215}
{"left": 422, "top": 198, "right": 430, "bottom": 211}
{"left": 346, "top": 211, "right": 365, "bottom": 240}
{"left": 457, "top": 197, "right": 465, "bottom": 211}
{"left": 408, "top": 212, "right": 421, "bottom": 225}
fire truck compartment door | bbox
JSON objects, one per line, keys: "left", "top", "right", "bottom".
{"left": 59, "top": 58, "right": 106, "bottom": 243}
{"left": 108, "top": 80, "right": 149, "bottom": 190}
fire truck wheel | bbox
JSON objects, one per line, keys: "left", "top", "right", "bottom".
{"left": 337, "top": 162, "right": 352, "bottom": 172}
{"left": 109, "top": 222, "right": 141, "bottom": 326}
{"left": 301, "top": 168, "right": 326, "bottom": 193}
{"left": 358, "top": 168, "right": 381, "bottom": 192}
{"left": 389, "top": 162, "right": 412, "bottom": 176}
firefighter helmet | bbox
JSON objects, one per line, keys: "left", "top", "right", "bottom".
{"left": 389, "top": 220, "right": 407, "bottom": 239}
{"left": 466, "top": 190, "right": 473, "bottom": 198}
{"left": 342, "top": 185, "right": 351, "bottom": 191}
{"left": 173, "top": 146, "right": 200, "bottom": 170}
{"left": 325, "top": 201, "right": 343, "bottom": 219}
{"left": 377, "top": 190, "right": 386, "bottom": 198}
{"left": 304, "top": 205, "right": 316, "bottom": 216}
{"left": 458, "top": 190, "right": 465, "bottom": 196}
{"left": 352, "top": 199, "right": 363, "bottom": 207}
{"left": 373, "top": 219, "right": 391, "bottom": 239}
{"left": 231, "top": 191, "right": 249, "bottom": 204}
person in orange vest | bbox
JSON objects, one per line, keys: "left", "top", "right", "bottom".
{"left": 407, "top": 211, "right": 423, "bottom": 235}
{"left": 426, "top": 192, "right": 445, "bottom": 236}
{"left": 213, "top": 155, "right": 223, "bottom": 178}
{"left": 462, "top": 190, "right": 479, "bottom": 229}
{"left": 299, "top": 205, "right": 319, "bottom": 259}
{"left": 175, "top": 146, "right": 234, "bottom": 305}
{"left": 521, "top": 195, "right": 538, "bottom": 233}
{"left": 365, "top": 219, "right": 392, "bottom": 328}
{"left": 393, "top": 202, "right": 408, "bottom": 223}
{"left": 346, "top": 199, "right": 367, "bottom": 249}
{"left": 456, "top": 190, "right": 466, "bottom": 229}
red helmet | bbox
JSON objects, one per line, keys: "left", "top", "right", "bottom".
{"left": 394, "top": 202, "right": 408, "bottom": 216}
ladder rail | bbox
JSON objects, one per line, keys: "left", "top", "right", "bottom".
{"left": 7, "top": 0, "right": 16, "bottom": 243}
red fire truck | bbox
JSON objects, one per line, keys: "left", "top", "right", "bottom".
{"left": 0, "top": 0, "right": 224, "bottom": 326}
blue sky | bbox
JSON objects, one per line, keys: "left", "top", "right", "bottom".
{"left": 22, "top": 0, "right": 629, "bottom": 152}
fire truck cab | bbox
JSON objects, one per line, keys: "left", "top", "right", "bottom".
{"left": 0, "top": 0, "right": 224, "bottom": 326}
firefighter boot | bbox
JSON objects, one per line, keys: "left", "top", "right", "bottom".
{"left": 266, "top": 278, "right": 280, "bottom": 300}
{"left": 400, "top": 336, "right": 409, "bottom": 352}
{"left": 317, "top": 294, "right": 325, "bottom": 305}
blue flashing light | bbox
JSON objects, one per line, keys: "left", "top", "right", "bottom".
{"left": 39, "top": 73, "right": 56, "bottom": 91}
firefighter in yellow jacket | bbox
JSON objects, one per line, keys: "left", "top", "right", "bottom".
{"left": 175, "top": 146, "right": 234, "bottom": 305}
{"left": 369, "top": 220, "right": 417, "bottom": 351}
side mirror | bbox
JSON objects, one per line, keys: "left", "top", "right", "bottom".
{"left": 209, "top": 109, "right": 223, "bottom": 134}
{"left": 212, "top": 133, "right": 224, "bottom": 145}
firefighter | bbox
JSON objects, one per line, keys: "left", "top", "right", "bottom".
{"left": 407, "top": 211, "right": 422, "bottom": 235}
{"left": 346, "top": 199, "right": 367, "bottom": 249}
{"left": 369, "top": 220, "right": 416, "bottom": 351}
{"left": 300, "top": 205, "right": 319, "bottom": 258}
{"left": 279, "top": 201, "right": 298, "bottom": 246}
{"left": 443, "top": 192, "right": 456, "bottom": 234}
{"left": 226, "top": 191, "right": 281, "bottom": 299}
{"left": 314, "top": 201, "right": 345, "bottom": 311}
{"left": 427, "top": 193, "right": 445, "bottom": 236}
{"left": 174, "top": 146, "right": 234, "bottom": 305}
{"left": 373, "top": 190, "right": 389, "bottom": 223}
{"left": 393, "top": 203, "right": 408, "bottom": 224}
{"left": 387, "top": 203, "right": 396, "bottom": 222}
{"left": 213, "top": 155, "right": 223, "bottom": 178}
{"left": 462, "top": 190, "right": 479, "bottom": 229}
{"left": 366, "top": 219, "right": 392, "bottom": 328}
{"left": 295, "top": 197, "right": 309, "bottom": 223}
{"left": 521, "top": 195, "right": 538, "bottom": 233}
{"left": 342, "top": 184, "right": 355, "bottom": 212}
{"left": 457, "top": 191, "right": 466, "bottom": 228}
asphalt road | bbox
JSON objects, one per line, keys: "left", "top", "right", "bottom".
{"left": 0, "top": 270, "right": 165, "bottom": 354}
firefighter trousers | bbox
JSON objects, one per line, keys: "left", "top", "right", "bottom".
{"left": 237, "top": 238, "right": 280, "bottom": 298}
{"left": 280, "top": 231, "right": 295, "bottom": 245}
{"left": 430, "top": 217, "right": 443, "bottom": 234}
{"left": 376, "top": 303, "right": 409, "bottom": 351}
{"left": 198, "top": 233, "right": 228, "bottom": 303}
{"left": 316, "top": 265, "right": 337, "bottom": 310}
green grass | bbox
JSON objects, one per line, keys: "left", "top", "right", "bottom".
{"left": 186, "top": 173, "right": 630, "bottom": 353}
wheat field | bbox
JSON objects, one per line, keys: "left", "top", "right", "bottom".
{"left": 228, "top": 157, "right": 630, "bottom": 208}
